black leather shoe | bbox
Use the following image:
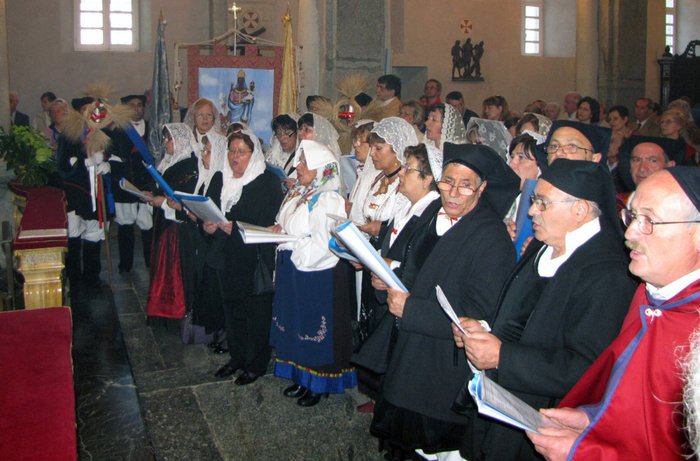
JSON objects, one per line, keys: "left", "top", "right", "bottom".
{"left": 234, "top": 371, "right": 259, "bottom": 386}
{"left": 214, "top": 364, "right": 239, "bottom": 378}
{"left": 283, "top": 384, "right": 307, "bottom": 398}
{"left": 297, "top": 391, "right": 328, "bottom": 407}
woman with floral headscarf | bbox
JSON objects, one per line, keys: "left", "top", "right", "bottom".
{"left": 203, "top": 129, "right": 283, "bottom": 384}
{"left": 269, "top": 140, "right": 356, "bottom": 407}
{"left": 146, "top": 123, "right": 199, "bottom": 320}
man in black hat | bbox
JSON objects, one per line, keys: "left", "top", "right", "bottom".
{"left": 528, "top": 166, "right": 700, "bottom": 460}
{"left": 539, "top": 120, "right": 611, "bottom": 167}
{"left": 371, "top": 144, "right": 518, "bottom": 459}
{"left": 56, "top": 97, "right": 110, "bottom": 291}
{"left": 108, "top": 94, "right": 154, "bottom": 273}
{"left": 453, "top": 159, "right": 637, "bottom": 460}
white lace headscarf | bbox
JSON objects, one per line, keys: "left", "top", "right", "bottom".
{"left": 220, "top": 128, "right": 267, "bottom": 213}
{"left": 301, "top": 112, "right": 342, "bottom": 159}
{"left": 371, "top": 117, "right": 420, "bottom": 164}
{"left": 265, "top": 112, "right": 300, "bottom": 169}
{"left": 193, "top": 133, "right": 224, "bottom": 195}
{"left": 424, "top": 104, "right": 467, "bottom": 151}
{"left": 465, "top": 117, "right": 513, "bottom": 161}
{"left": 157, "top": 123, "right": 195, "bottom": 173}
{"left": 524, "top": 112, "right": 553, "bottom": 138}
{"left": 348, "top": 120, "right": 379, "bottom": 224}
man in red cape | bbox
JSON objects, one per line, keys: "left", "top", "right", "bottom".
{"left": 528, "top": 166, "right": 700, "bottom": 460}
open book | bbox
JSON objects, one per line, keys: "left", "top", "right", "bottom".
{"left": 172, "top": 192, "right": 226, "bottom": 222}
{"left": 237, "top": 222, "right": 303, "bottom": 244}
{"left": 119, "top": 178, "right": 151, "bottom": 201}
{"left": 468, "top": 370, "right": 561, "bottom": 434}
{"left": 333, "top": 221, "right": 407, "bottom": 292}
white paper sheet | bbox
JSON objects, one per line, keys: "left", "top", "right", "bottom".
{"left": 468, "top": 372, "right": 560, "bottom": 434}
{"left": 333, "top": 221, "right": 408, "bottom": 292}
{"left": 237, "top": 221, "right": 303, "bottom": 244}
{"left": 173, "top": 192, "right": 227, "bottom": 222}
{"left": 119, "top": 178, "right": 151, "bottom": 201}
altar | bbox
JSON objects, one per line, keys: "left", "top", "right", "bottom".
{"left": 10, "top": 183, "right": 68, "bottom": 309}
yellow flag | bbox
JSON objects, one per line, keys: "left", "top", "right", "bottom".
{"left": 278, "top": 10, "right": 298, "bottom": 115}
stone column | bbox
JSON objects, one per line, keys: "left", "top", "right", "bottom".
{"left": 597, "top": 0, "right": 647, "bottom": 109}
{"left": 320, "top": 0, "right": 385, "bottom": 99}
{"left": 575, "top": 0, "right": 599, "bottom": 97}
{"left": 297, "top": 0, "right": 321, "bottom": 106}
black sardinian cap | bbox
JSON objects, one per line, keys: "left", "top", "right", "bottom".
{"left": 617, "top": 135, "right": 686, "bottom": 190}
{"left": 536, "top": 120, "right": 613, "bottom": 169}
{"left": 120, "top": 94, "right": 146, "bottom": 105}
{"left": 443, "top": 143, "right": 521, "bottom": 218}
{"left": 71, "top": 96, "right": 95, "bottom": 111}
{"left": 667, "top": 166, "right": 700, "bottom": 212}
{"left": 540, "top": 158, "right": 622, "bottom": 237}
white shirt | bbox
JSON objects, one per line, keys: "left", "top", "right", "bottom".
{"left": 276, "top": 191, "right": 345, "bottom": 272}
{"left": 646, "top": 268, "right": 700, "bottom": 301}
{"left": 537, "top": 217, "right": 601, "bottom": 277}
{"left": 435, "top": 206, "right": 463, "bottom": 236}
{"left": 132, "top": 119, "right": 146, "bottom": 136}
{"left": 382, "top": 97, "right": 397, "bottom": 107}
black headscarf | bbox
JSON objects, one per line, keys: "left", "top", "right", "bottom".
{"left": 443, "top": 143, "right": 521, "bottom": 218}
{"left": 71, "top": 96, "right": 95, "bottom": 111}
{"left": 540, "top": 158, "right": 622, "bottom": 237}
{"left": 535, "top": 120, "right": 612, "bottom": 169}
{"left": 667, "top": 166, "right": 700, "bottom": 212}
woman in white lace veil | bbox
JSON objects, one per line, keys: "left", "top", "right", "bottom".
{"left": 423, "top": 103, "right": 467, "bottom": 151}
{"left": 465, "top": 117, "right": 513, "bottom": 161}
{"left": 183, "top": 98, "right": 228, "bottom": 174}
{"left": 297, "top": 112, "right": 343, "bottom": 159}
{"left": 514, "top": 112, "right": 553, "bottom": 138}
{"left": 348, "top": 120, "right": 378, "bottom": 224}
{"left": 358, "top": 117, "right": 419, "bottom": 239}
{"left": 157, "top": 123, "right": 196, "bottom": 173}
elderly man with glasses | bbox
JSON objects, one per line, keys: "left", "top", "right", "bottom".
{"left": 527, "top": 166, "right": 700, "bottom": 460}
{"left": 453, "top": 159, "right": 637, "bottom": 461}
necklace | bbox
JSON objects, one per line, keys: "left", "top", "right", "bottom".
{"left": 374, "top": 163, "right": 402, "bottom": 196}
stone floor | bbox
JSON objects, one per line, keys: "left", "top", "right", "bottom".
{"left": 72, "top": 233, "right": 385, "bottom": 461}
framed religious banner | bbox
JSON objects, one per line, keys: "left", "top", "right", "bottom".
{"left": 187, "top": 44, "right": 283, "bottom": 146}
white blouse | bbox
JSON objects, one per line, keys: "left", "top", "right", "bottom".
{"left": 276, "top": 191, "right": 346, "bottom": 272}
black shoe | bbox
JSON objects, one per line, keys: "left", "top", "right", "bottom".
{"left": 214, "top": 364, "right": 239, "bottom": 378}
{"left": 234, "top": 371, "right": 259, "bottom": 386}
{"left": 213, "top": 345, "right": 229, "bottom": 354}
{"left": 283, "top": 384, "right": 307, "bottom": 398}
{"left": 297, "top": 391, "right": 328, "bottom": 407}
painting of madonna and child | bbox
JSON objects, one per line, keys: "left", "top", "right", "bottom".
{"left": 198, "top": 67, "right": 275, "bottom": 147}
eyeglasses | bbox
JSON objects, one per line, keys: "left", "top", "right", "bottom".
{"left": 275, "top": 130, "right": 295, "bottom": 139}
{"left": 195, "top": 113, "right": 214, "bottom": 120}
{"left": 620, "top": 208, "right": 700, "bottom": 235}
{"left": 401, "top": 164, "right": 427, "bottom": 175}
{"left": 228, "top": 149, "right": 252, "bottom": 157}
{"left": 529, "top": 194, "right": 579, "bottom": 211}
{"left": 437, "top": 180, "right": 480, "bottom": 196}
{"left": 545, "top": 143, "right": 594, "bottom": 156}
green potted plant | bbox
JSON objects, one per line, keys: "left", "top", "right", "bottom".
{"left": 0, "top": 125, "right": 56, "bottom": 186}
